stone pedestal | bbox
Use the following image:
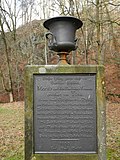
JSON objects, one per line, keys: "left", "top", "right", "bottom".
{"left": 25, "top": 65, "right": 106, "bottom": 160}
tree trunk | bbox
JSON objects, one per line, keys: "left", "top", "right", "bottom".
{"left": 104, "top": 1, "right": 118, "bottom": 53}
{"left": 96, "top": 0, "right": 101, "bottom": 65}
{"left": 0, "top": 18, "right": 14, "bottom": 102}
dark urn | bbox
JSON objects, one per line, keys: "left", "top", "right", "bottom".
{"left": 43, "top": 16, "right": 83, "bottom": 53}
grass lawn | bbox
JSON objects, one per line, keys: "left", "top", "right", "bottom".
{"left": 0, "top": 102, "right": 24, "bottom": 160}
{"left": 0, "top": 101, "right": 119, "bottom": 160}
{"left": 106, "top": 102, "right": 120, "bottom": 160}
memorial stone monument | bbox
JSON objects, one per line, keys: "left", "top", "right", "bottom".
{"left": 25, "top": 16, "right": 106, "bottom": 160}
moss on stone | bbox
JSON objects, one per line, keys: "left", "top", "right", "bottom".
{"left": 33, "top": 154, "right": 98, "bottom": 160}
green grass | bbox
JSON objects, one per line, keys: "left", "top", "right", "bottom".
{"left": 0, "top": 102, "right": 119, "bottom": 160}
{"left": 107, "top": 148, "right": 120, "bottom": 160}
{"left": 108, "top": 137, "right": 120, "bottom": 160}
{"left": 0, "top": 102, "right": 24, "bottom": 160}
{"left": 106, "top": 102, "right": 120, "bottom": 160}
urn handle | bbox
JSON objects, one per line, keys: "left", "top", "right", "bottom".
{"left": 45, "top": 32, "right": 57, "bottom": 49}
{"left": 74, "top": 38, "right": 78, "bottom": 50}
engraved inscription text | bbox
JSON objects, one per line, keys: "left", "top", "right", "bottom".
{"left": 34, "top": 74, "right": 97, "bottom": 153}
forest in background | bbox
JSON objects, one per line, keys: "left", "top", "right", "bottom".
{"left": 0, "top": 0, "right": 120, "bottom": 103}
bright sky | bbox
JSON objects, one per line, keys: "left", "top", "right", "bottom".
{"left": 1, "top": 0, "right": 60, "bottom": 30}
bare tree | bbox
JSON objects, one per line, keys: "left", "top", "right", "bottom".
{"left": 19, "top": 0, "right": 35, "bottom": 24}
{"left": 96, "top": 0, "right": 101, "bottom": 64}
{"left": 0, "top": 13, "right": 14, "bottom": 102}
{"left": 0, "top": 0, "right": 20, "bottom": 102}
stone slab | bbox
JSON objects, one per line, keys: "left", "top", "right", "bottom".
{"left": 24, "top": 65, "right": 106, "bottom": 160}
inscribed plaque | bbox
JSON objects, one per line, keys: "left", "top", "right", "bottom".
{"left": 33, "top": 74, "right": 97, "bottom": 153}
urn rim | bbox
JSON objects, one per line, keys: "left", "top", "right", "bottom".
{"left": 43, "top": 16, "right": 83, "bottom": 30}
